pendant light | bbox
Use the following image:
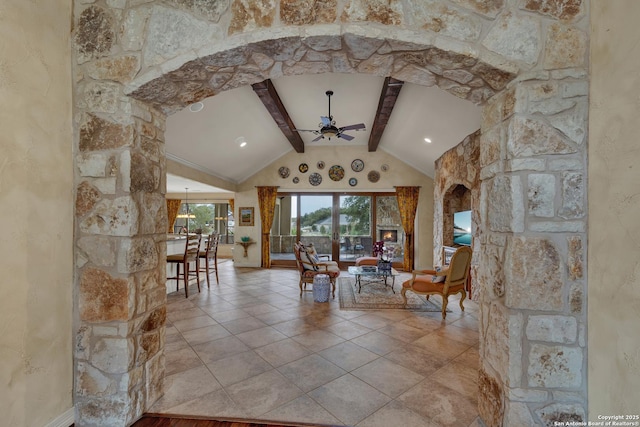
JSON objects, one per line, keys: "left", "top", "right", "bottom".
{"left": 176, "top": 187, "right": 195, "bottom": 233}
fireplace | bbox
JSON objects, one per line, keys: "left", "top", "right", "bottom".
{"left": 379, "top": 229, "right": 398, "bottom": 243}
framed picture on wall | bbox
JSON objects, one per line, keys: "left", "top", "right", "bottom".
{"left": 238, "top": 207, "right": 254, "bottom": 226}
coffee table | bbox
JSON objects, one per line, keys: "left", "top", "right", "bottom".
{"left": 348, "top": 266, "right": 400, "bottom": 294}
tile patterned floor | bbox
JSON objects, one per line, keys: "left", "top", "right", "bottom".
{"left": 154, "top": 261, "right": 481, "bottom": 427}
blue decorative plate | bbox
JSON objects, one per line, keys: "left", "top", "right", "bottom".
{"left": 349, "top": 177, "right": 358, "bottom": 187}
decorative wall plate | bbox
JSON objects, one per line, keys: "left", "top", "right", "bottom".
{"left": 317, "top": 161, "right": 325, "bottom": 169}
{"left": 349, "top": 177, "right": 358, "bottom": 187}
{"left": 351, "top": 159, "right": 364, "bottom": 172}
{"left": 367, "top": 170, "right": 381, "bottom": 183}
{"left": 328, "top": 165, "right": 345, "bottom": 181}
{"left": 278, "top": 166, "right": 290, "bottom": 178}
{"left": 309, "top": 172, "right": 322, "bottom": 186}
{"left": 381, "top": 164, "right": 389, "bottom": 172}
{"left": 298, "top": 163, "right": 309, "bottom": 173}
{"left": 292, "top": 177, "right": 299, "bottom": 184}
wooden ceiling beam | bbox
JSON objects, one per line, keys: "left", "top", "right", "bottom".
{"left": 368, "top": 77, "right": 404, "bottom": 152}
{"left": 251, "top": 79, "right": 305, "bottom": 153}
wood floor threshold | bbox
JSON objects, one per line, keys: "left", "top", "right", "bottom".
{"left": 131, "top": 413, "right": 344, "bottom": 427}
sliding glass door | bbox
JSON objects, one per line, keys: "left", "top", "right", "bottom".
{"left": 269, "top": 194, "right": 335, "bottom": 265}
{"left": 300, "top": 195, "right": 334, "bottom": 259}
{"left": 270, "top": 192, "right": 404, "bottom": 268}
{"left": 338, "top": 195, "right": 371, "bottom": 263}
{"left": 374, "top": 195, "right": 404, "bottom": 263}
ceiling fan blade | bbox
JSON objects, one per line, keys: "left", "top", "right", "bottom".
{"left": 337, "top": 132, "right": 354, "bottom": 141}
{"left": 320, "top": 116, "right": 331, "bottom": 126}
{"left": 294, "top": 128, "right": 320, "bottom": 133}
{"left": 339, "top": 123, "right": 366, "bottom": 131}
{"left": 311, "top": 135, "right": 324, "bottom": 142}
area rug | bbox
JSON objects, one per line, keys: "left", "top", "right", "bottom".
{"left": 338, "top": 277, "right": 444, "bottom": 312}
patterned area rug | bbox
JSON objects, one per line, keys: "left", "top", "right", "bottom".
{"left": 338, "top": 277, "right": 443, "bottom": 312}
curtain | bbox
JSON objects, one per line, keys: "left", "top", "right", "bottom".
{"left": 256, "top": 187, "right": 278, "bottom": 268}
{"left": 166, "top": 199, "right": 182, "bottom": 233}
{"left": 395, "top": 186, "right": 420, "bottom": 271}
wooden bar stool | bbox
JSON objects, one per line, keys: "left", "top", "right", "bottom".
{"left": 198, "top": 233, "right": 220, "bottom": 287}
{"left": 167, "top": 234, "right": 201, "bottom": 298}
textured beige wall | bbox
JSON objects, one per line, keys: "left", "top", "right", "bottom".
{"left": 589, "top": 1, "right": 640, "bottom": 416}
{"left": 0, "top": 2, "right": 74, "bottom": 426}
{"left": 236, "top": 145, "right": 434, "bottom": 268}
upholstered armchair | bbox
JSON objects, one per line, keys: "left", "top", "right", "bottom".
{"left": 293, "top": 242, "right": 340, "bottom": 297}
{"left": 401, "top": 246, "right": 472, "bottom": 319}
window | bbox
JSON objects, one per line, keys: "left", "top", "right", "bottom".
{"left": 174, "top": 202, "right": 234, "bottom": 243}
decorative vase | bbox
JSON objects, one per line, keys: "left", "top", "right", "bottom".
{"left": 377, "top": 259, "right": 392, "bottom": 273}
{"left": 313, "top": 274, "right": 330, "bottom": 302}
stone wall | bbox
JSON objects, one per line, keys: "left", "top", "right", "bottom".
{"left": 74, "top": 90, "right": 168, "bottom": 423}
{"left": 478, "top": 66, "right": 589, "bottom": 426}
{"left": 434, "top": 130, "right": 480, "bottom": 299}
{"left": 71, "top": 0, "right": 589, "bottom": 425}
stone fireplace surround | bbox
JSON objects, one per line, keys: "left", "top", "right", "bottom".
{"left": 72, "top": 1, "right": 589, "bottom": 425}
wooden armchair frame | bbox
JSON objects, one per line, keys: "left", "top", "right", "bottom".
{"left": 293, "top": 242, "right": 340, "bottom": 297}
{"left": 401, "top": 246, "right": 472, "bottom": 319}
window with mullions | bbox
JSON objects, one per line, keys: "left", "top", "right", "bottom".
{"left": 174, "top": 202, "right": 234, "bottom": 243}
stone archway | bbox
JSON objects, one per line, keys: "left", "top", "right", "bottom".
{"left": 72, "top": 2, "right": 589, "bottom": 425}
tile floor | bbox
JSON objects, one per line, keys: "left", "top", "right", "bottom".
{"left": 153, "top": 261, "right": 482, "bottom": 427}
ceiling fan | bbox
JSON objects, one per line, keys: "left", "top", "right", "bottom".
{"left": 294, "top": 90, "right": 366, "bottom": 142}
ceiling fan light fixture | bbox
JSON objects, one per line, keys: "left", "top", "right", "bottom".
{"left": 295, "top": 89, "right": 365, "bottom": 143}
{"left": 322, "top": 126, "right": 339, "bottom": 138}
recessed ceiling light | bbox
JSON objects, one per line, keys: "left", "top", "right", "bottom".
{"left": 235, "top": 136, "right": 247, "bottom": 148}
{"left": 424, "top": 137, "right": 432, "bottom": 144}
{"left": 189, "top": 102, "right": 204, "bottom": 112}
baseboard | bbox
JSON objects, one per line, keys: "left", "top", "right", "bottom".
{"left": 44, "top": 407, "right": 74, "bottom": 427}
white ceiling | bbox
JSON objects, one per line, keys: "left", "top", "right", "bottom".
{"left": 166, "top": 173, "right": 233, "bottom": 194}
{"left": 165, "top": 73, "right": 482, "bottom": 191}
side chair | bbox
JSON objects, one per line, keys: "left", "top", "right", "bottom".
{"left": 167, "top": 233, "right": 201, "bottom": 298}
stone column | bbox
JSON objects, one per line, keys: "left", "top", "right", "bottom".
{"left": 74, "top": 102, "right": 168, "bottom": 425}
{"left": 73, "top": 6, "right": 168, "bottom": 425}
{"left": 478, "top": 72, "right": 588, "bottom": 425}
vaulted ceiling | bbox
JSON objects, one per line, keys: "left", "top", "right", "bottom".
{"left": 164, "top": 73, "right": 482, "bottom": 193}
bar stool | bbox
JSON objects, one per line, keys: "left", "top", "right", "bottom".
{"left": 198, "top": 233, "right": 219, "bottom": 287}
{"left": 167, "top": 234, "right": 201, "bottom": 298}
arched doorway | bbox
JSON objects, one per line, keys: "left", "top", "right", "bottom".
{"left": 72, "top": 2, "right": 589, "bottom": 425}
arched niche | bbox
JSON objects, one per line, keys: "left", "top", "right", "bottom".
{"left": 443, "top": 183, "right": 472, "bottom": 248}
